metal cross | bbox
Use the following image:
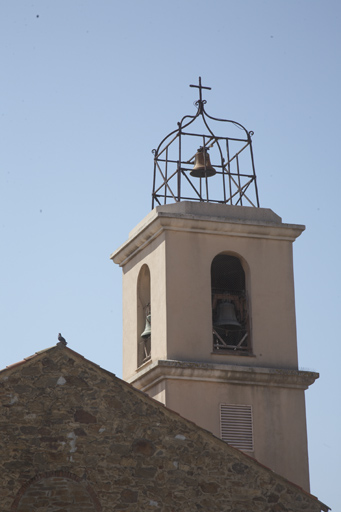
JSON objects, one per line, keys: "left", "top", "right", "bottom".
{"left": 190, "top": 76, "right": 211, "bottom": 104}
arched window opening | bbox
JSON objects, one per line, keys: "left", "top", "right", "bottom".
{"left": 137, "top": 265, "right": 151, "bottom": 367}
{"left": 211, "top": 254, "right": 251, "bottom": 354}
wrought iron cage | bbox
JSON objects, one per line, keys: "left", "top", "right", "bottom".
{"left": 152, "top": 77, "right": 260, "bottom": 209}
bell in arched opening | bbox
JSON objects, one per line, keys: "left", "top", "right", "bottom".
{"left": 141, "top": 314, "right": 151, "bottom": 338}
{"left": 190, "top": 147, "right": 216, "bottom": 178}
{"left": 214, "top": 301, "right": 241, "bottom": 330}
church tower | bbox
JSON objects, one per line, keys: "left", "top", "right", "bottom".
{"left": 111, "top": 78, "right": 317, "bottom": 492}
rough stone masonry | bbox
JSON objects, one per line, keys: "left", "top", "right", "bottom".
{"left": 0, "top": 344, "right": 328, "bottom": 512}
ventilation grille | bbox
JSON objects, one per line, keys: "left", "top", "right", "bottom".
{"left": 220, "top": 404, "right": 254, "bottom": 452}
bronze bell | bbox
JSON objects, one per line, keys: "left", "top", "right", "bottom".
{"left": 190, "top": 147, "right": 216, "bottom": 178}
{"left": 214, "top": 301, "right": 241, "bottom": 330}
{"left": 141, "top": 314, "right": 151, "bottom": 338}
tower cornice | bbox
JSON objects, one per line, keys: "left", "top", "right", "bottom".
{"left": 128, "top": 359, "right": 318, "bottom": 392}
{"left": 111, "top": 202, "right": 305, "bottom": 267}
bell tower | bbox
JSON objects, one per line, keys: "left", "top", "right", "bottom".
{"left": 111, "top": 78, "right": 317, "bottom": 492}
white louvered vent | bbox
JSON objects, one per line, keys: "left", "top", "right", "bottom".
{"left": 220, "top": 404, "right": 254, "bottom": 452}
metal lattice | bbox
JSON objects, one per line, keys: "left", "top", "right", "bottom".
{"left": 152, "top": 77, "right": 260, "bottom": 209}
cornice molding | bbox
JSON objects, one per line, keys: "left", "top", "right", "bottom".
{"left": 128, "top": 359, "right": 318, "bottom": 392}
{"left": 111, "top": 203, "right": 305, "bottom": 266}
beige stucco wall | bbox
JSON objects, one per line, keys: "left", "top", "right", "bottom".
{"left": 112, "top": 202, "right": 304, "bottom": 378}
{"left": 158, "top": 377, "right": 310, "bottom": 491}
{"left": 120, "top": 233, "right": 168, "bottom": 376}
{"left": 163, "top": 228, "right": 298, "bottom": 367}
{"left": 130, "top": 358, "right": 316, "bottom": 492}
{"left": 111, "top": 201, "right": 314, "bottom": 492}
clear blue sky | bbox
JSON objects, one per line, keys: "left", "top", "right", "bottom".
{"left": 1, "top": 1, "right": 340, "bottom": 509}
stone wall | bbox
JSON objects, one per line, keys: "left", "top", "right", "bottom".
{"left": 0, "top": 345, "right": 328, "bottom": 512}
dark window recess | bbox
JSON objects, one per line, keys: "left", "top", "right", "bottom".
{"left": 211, "top": 255, "right": 250, "bottom": 353}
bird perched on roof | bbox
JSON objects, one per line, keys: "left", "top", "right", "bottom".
{"left": 57, "top": 333, "right": 67, "bottom": 346}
